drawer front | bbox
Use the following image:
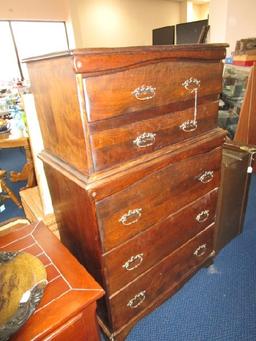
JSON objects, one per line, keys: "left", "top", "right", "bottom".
{"left": 96, "top": 147, "right": 222, "bottom": 251}
{"left": 83, "top": 61, "right": 223, "bottom": 122}
{"left": 103, "top": 189, "right": 218, "bottom": 295}
{"left": 108, "top": 224, "right": 215, "bottom": 329}
{"left": 90, "top": 101, "right": 219, "bottom": 171}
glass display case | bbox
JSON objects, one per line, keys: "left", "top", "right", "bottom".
{"left": 218, "top": 64, "right": 251, "bottom": 139}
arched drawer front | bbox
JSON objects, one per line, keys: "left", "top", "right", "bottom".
{"left": 83, "top": 60, "right": 223, "bottom": 122}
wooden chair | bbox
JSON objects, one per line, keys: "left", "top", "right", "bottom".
{"left": 0, "top": 169, "right": 22, "bottom": 208}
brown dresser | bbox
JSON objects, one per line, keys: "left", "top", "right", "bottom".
{"left": 25, "top": 44, "right": 227, "bottom": 341}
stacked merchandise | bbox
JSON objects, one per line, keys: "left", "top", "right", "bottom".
{"left": 218, "top": 65, "right": 250, "bottom": 139}
{"left": 233, "top": 38, "right": 256, "bottom": 66}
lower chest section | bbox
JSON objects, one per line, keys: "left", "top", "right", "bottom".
{"left": 44, "top": 131, "right": 224, "bottom": 336}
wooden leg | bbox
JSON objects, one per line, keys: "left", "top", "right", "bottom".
{"left": 203, "top": 256, "right": 214, "bottom": 268}
{"left": 10, "top": 145, "right": 36, "bottom": 188}
{"left": 1, "top": 179, "right": 22, "bottom": 208}
{"left": 98, "top": 317, "right": 134, "bottom": 341}
{"left": 10, "top": 162, "right": 36, "bottom": 188}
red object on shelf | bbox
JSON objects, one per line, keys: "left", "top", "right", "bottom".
{"left": 233, "top": 60, "right": 255, "bottom": 66}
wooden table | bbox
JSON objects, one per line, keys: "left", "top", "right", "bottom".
{"left": 0, "top": 124, "right": 36, "bottom": 188}
{"left": 0, "top": 221, "right": 104, "bottom": 341}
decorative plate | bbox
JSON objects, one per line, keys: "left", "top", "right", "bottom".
{"left": 0, "top": 251, "right": 47, "bottom": 341}
{"left": 0, "top": 122, "right": 10, "bottom": 134}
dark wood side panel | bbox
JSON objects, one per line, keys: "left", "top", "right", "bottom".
{"left": 234, "top": 64, "right": 256, "bottom": 145}
{"left": 96, "top": 147, "right": 222, "bottom": 251}
{"left": 43, "top": 163, "right": 103, "bottom": 285}
{"left": 27, "top": 57, "right": 89, "bottom": 174}
{"left": 83, "top": 61, "right": 223, "bottom": 121}
{"left": 215, "top": 144, "right": 251, "bottom": 252}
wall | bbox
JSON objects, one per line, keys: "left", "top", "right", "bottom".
{"left": 199, "top": 3, "right": 209, "bottom": 19}
{"left": 209, "top": 0, "right": 256, "bottom": 55}
{"left": 68, "top": 0, "right": 180, "bottom": 48}
{"left": 226, "top": 0, "right": 256, "bottom": 54}
{"left": 179, "top": 1, "right": 188, "bottom": 23}
{"left": 181, "top": 1, "right": 209, "bottom": 23}
{"left": 0, "top": 0, "right": 69, "bottom": 21}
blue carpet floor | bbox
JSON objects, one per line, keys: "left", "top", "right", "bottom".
{"left": 0, "top": 148, "right": 26, "bottom": 222}
{"left": 126, "top": 174, "right": 256, "bottom": 341}
{"left": 2, "top": 148, "right": 256, "bottom": 340}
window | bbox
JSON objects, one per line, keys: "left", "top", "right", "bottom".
{"left": 0, "top": 21, "right": 69, "bottom": 84}
{"left": 0, "top": 22, "right": 20, "bottom": 84}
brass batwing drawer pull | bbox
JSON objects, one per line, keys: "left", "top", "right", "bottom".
{"left": 132, "top": 85, "right": 156, "bottom": 101}
{"left": 181, "top": 77, "right": 200, "bottom": 132}
{"left": 193, "top": 244, "right": 207, "bottom": 257}
{"left": 179, "top": 120, "right": 198, "bottom": 132}
{"left": 133, "top": 132, "right": 156, "bottom": 148}
{"left": 127, "top": 290, "right": 146, "bottom": 309}
{"left": 196, "top": 210, "right": 210, "bottom": 223}
{"left": 122, "top": 253, "right": 144, "bottom": 271}
{"left": 198, "top": 171, "right": 214, "bottom": 184}
{"left": 119, "top": 208, "right": 142, "bottom": 226}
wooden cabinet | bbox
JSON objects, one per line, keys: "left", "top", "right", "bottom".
{"left": 0, "top": 221, "right": 104, "bottom": 341}
{"left": 25, "top": 44, "right": 227, "bottom": 341}
{"left": 215, "top": 143, "right": 252, "bottom": 253}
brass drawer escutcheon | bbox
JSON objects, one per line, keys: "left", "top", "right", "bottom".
{"left": 179, "top": 120, "right": 198, "bottom": 132}
{"left": 127, "top": 290, "right": 146, "bottom": 309}
{"left": 133, "top": 132, "right": 156, "bottom": 148}
{"left": 119, "top": 208, "right": 142, "bottom": 226}
{"left": 193, "top": 244, "right": 207, "bottom": 257}
{"left": 132, "top": 85, "right": 156, "bottom": 101}
{"left": 122, "top": 253, "right": 144, "bottom": 271}
{"left": 196, "top": 210, "right": 210, "bottom": 223}
{"left": 198, "top": 171, "right": 214, "bottom": 184}
{"left": 181, "top": 77, "right": 200, "bottom": 132}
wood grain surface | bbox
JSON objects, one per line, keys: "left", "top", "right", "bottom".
{"left": 0, "top": 222, "right": 104, "bottom": 341}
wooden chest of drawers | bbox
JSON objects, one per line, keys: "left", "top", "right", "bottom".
{"left": 25, "top": 44, "right": 227, "bottom": 341}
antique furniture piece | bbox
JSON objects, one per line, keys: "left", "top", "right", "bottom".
{"left": 215, "top": 63, "right": 256, "bottom": 253}
{"left": 0, "top": 220, "right": 104, "bottom": 341}
{"left": 25, "top": 44, "right": 227, "bottom": 340}
{"left": 215, "top": 143, "right": 252, "bottom": 253}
